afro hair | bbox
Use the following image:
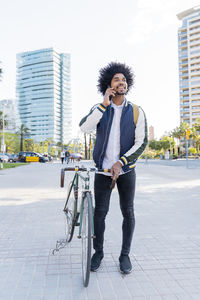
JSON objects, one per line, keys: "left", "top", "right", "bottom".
{"left": 97, "top": 62, "right": 134, "bottom": 95}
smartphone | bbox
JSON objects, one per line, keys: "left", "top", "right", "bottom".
{"left": 108, "top": 85, "right": 113, "bottom": 101}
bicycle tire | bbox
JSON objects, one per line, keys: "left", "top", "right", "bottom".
{"left": 81, "top": 191, "right": 92, "bottom": 287}
{"left": 64, "top": 181, "right": 76, "bottom": 242}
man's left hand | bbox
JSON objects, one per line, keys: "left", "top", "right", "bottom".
{"left": 111, "top": 161, "right": 122, "bottom": 181}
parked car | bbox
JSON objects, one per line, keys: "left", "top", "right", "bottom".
{"left": 43, "top": 153, "right": 53, "bottom": 161}
{"left": 70, "top": 153, "right": 82, "bottom": 161}
{"left": 0, "top": 153, "right": 9, "bottom": 163}
{"left": 8, "top": 153, "right": 18, "bottom": 163}
{"left": 17, "top": 152, "right": 48, "bottom": 163}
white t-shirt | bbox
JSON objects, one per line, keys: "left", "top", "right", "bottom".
{"left": 60, "top": 151, "right": 65, "bottom": 158}
{"left": 101, "top": 101, "right": 124, "bottom": 176}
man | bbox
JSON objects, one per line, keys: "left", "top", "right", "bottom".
{"left": 79, "top": 62, "right": 148, "bottom": 274}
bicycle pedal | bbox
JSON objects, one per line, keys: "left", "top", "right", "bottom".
{"left": 77, "top": 235, "right": 81, "bottom": 239}
{"left": 75, "top": 222, "right": 80, "bottom": 226}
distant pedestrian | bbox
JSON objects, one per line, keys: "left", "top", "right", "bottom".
{"left": 65, "top": 150, "right": 70, "bottom": 164}
{"left": 60, "top": 150, "right": 65, "bottom": 164}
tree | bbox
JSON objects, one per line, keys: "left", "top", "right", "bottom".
{"left": 24, "top": 139, "right": 34, "bottom": 151}
{"left": 0, "top": 111, "right": 8, "bottom": 130}
{"left": 160, "top": 136, "right": 175, "bottom": 152}
{"left": 171, "top": 122, "right": 190, "bottom": 144}
{"left": 17, "top": 124, "right": 30, "bottom": 152}
{"left": 194, "top": 118, "right": 200, "bottom": 133}
{"left": 148, "top": 140, "right": 162, "bottom": 151}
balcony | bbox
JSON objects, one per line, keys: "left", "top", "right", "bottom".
{"left": 179, "top": 36, "right": 187, "bottom": 41}
{"left": 180, "top": 82, "right": 189, "bottom": 88}
{"left": 179, "top": 53, "right": 188, "bottom": 59}
{"left": 180, "top": 96, "right": 189, "bottom": 100}
{"left": 180, "top": 102, "right": 189, "bottom": 106}
{"left": 192, "top": 105, "right": 200, "bottom": 110}
{"left": 190, "top": 39, "right": 200, "bottom": 46}
{"left": 191, "top": 80, "right": 200, "bottom": 86}
{"left": 180, "top": 108, "right": 190, "bottom": 112}
{"left": 180, "top": 91, "right": 189, "bottom": 95}
{"left": 180, "top": 71, "right": 188, "bottom": 76}
{"left": 191, "top": 94, "right": 200, "bottom": 99}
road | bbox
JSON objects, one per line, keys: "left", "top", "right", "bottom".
{"left": 0, "top": 160, "right": 200, "bottom": 300}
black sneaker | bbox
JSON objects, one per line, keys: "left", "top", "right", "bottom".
{"left": 119, "top": 254, "right": 132, "bottom": 274}
{"left": 90, "top": 251, "right": 104, "bottom": 271}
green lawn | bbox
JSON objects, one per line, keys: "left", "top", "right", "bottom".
{"left": 0, "top": 162, "right": 28, "bottom": 170}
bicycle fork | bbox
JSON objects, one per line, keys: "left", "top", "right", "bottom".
{"left": 77, "top": 191, "right": 95, "bottom": 239}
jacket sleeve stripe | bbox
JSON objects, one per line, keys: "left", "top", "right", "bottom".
{"left": 98, "top": 104, "right": 106, "bottom": 112}
{"left": 119, "top": 156, "right": 128, "bottom": 166}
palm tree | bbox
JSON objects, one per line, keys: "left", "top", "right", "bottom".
{"left": 17, "top": 124, "right": 30, "bottom": 152}
{"left": 194, "top": 118, "right": 200, "bottom": 133}
{"left": 171, "top": 122, "right": 190, "bottom": 143}
{"left": 0, "top": 111, "right": 8, "bottom": 130}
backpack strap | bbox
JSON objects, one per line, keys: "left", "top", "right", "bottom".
{"left": 132, "top": 103, "right": 139, "bottom": 126}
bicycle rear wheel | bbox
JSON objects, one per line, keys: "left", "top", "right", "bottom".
{"left": 81, "top": 191, "right": 93, "bottom": 287}
{"left": 64, "top": 181, "right": 76, "bottom": 243}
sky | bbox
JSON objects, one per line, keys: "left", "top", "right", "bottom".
{"left": 0, "top": 0, "right": 200, "bottom": 140}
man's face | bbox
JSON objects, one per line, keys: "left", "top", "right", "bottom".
{"left": 110, "top": 73, "right": 128, "bottom": 95}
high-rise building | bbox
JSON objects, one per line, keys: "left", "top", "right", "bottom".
{"left": 16, "top": 48, "right": 72, "bottom": 143}
{"left": 149, "top": 125, "right": 155, "bottom": 140}
{"left": 177, "top": 6, "right": 200, "bottom": 126}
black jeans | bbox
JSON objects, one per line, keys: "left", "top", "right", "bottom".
{"left": 93, "top": 169, "right": 136, "bottom": 255}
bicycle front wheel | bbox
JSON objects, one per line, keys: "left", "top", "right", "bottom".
{"left": 81, "top": 191, "right": 93, "bottom": 287}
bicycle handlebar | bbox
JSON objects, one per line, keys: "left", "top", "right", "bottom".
{"left": 63, "top": 166, "right": 111, "bottom": 173}
{"left": 60, "top": 166, "right": 116, "bottom": 189}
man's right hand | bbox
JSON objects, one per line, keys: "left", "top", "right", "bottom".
{"left": 102, "top": 87, "right": 116, "bottom": 107}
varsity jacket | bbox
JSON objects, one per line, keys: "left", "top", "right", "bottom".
{"left": 79, "top": 99, "right": 148, "bottom": 172}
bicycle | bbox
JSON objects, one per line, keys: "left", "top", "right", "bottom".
{"left": 52, "top": 166, "right": 113, "bottom": 287}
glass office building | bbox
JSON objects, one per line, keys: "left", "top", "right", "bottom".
{"left": 16, "top": 48, "right": 72, "bottom": 143}
{"left": 177, "top": 6, "right": 200, "bottom": 126}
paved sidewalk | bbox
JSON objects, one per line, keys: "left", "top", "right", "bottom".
{"left": 0, "top": 160, "right": 200, "bottom": 300}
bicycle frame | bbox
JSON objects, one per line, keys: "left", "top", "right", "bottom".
{"left": 63, "top": 169, "right": 94, "bottom": 239}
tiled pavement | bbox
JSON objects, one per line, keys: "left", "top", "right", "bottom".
{"left": 0, "top": 160, "right": 200, "bottom": 299}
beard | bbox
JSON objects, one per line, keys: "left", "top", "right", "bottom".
{"left": 116, "top": 85, "right": 127, "bottom": 95}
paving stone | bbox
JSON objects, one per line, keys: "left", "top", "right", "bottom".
{"left": 1, "top": 161, "right": 200, "bottom": 299}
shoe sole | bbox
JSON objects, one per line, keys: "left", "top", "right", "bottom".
{"left": 119, "top": 267, "right": 132, "bottom": 274}
{"left": 91, "top": 256, "right": 103, "bottom": 272}
{"left": 91, "top": 262, "right": 102, "bottom": 272}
